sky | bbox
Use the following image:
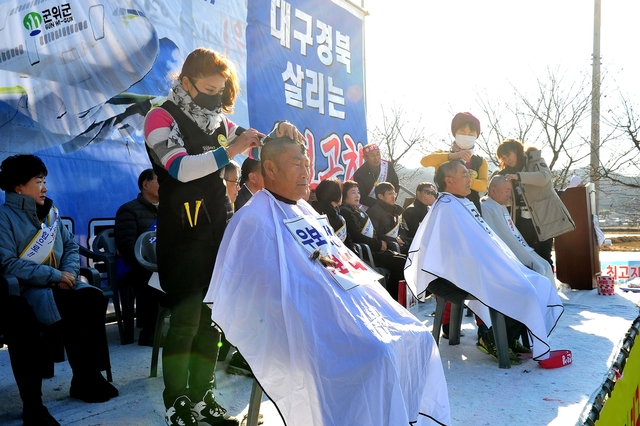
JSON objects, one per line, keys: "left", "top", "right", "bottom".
{"left": 362, "top": 0, "right": 640, "bottom": 169}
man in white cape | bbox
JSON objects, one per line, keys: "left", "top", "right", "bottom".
{"left": 204, "top": 137, "right": 450, "bottom": 426}
{"left": 405, "top": 161, "right": 563, "bottom": 361}
{"left": 481, "top": 175, "right": 557, "bottom": 287}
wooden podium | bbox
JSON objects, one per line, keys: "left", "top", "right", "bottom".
{"left": 555, "top": 185, "right": 599, "bottom": 290}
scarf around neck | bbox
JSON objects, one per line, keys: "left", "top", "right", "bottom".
{"left": 167, "top": 80, "right": 224, "bottom": 135}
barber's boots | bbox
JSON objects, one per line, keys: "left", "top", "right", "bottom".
{"left": 166, "top": 395, "right": 198, "bottom": 426}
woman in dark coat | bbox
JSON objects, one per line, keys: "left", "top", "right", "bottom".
{"left": 311, "top": 178, "right": 353, "bottom": 249}
{"left": 339, "top": 180, "right": 406, "bottom": 301}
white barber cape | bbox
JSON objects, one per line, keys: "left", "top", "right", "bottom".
{"left": 404, "top": 193, "right": 564, "bottom": 361}
{"left": 480, "top": 197, "right": 557, "bottom": 287}
{"left": 204, "top": 190, "right": 450, "bottom": 426}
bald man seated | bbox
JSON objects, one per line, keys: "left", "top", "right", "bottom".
{"left": 205, "top": 137, "right": 450, "bottom": 426}
{"left": 481, "top": 175, "right": 557, "bottom": 287}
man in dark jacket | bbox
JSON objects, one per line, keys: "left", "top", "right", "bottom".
{"left": 401, "top": 182, "right": 437, "bottom": 244}
{"left": 235, "top": 158, "right": 264, "bottom": 211}
{"left": 353, "top": 144, "right": 399, "bottom": 210}
{"left": 114, "top": 169, "right": 161, "bottom": 346}
{"left": 366, "top": 182, "right": 406, "bottom": 252}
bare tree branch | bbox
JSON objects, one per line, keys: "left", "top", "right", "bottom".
{"left": 476, "top": 67, "right": 594, "bottom": 189}
{"left": 368, "top": 104, "right": 430, "bottom": 188}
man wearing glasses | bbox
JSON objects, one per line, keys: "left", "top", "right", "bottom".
{"left": 405, "top": 161, "right": 563, "bottom": 364}
{"left": 402, "top": 182, "right": 438, "bottom": 244}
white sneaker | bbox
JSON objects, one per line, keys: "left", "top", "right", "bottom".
{"left": 192, "top": 390, "right": 239, "bottom": 426}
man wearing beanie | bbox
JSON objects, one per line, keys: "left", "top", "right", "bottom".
{"left": 353, "top": 143, "right": 399, "bottom": 210}
{"left": 421, "top": 112, "right": 488, "bottom": 212}
{"left": 420, "top": 112, "right": 489, "bottom": 341}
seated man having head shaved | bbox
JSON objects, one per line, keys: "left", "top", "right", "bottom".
{"left": 204, "top": 137, "right": 450, "bottom": 426}
{"left": 481, "top": 175, "right": 557, "bottom": 287}
{"left": 405, "top": 161, "right": 563, "bottom": 363}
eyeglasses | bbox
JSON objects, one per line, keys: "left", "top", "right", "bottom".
{"left": 421, "top": 190, "right": 437, "bottom": 196}
{"left": 226, "top": 180, "right": 241, "bottom": 188}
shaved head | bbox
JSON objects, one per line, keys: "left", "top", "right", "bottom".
{"left": 261, "top": 137, "right": 310, "bottom": 201}
{"left": 261, "top": 137, "right": 306, "bottom": 176}
{"left": 488, "top": 175, "right": 509, "bottom": 191}
{"left": 488, "top": 175, "right": 512, "bottom": 205}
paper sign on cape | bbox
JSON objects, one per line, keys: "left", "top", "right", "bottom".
{"left": 283, "top": 214, "right": 382, "bottom": 290}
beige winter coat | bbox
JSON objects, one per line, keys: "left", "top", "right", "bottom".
{"left": 512, "top": 149, "right": 576, "bottom": 241}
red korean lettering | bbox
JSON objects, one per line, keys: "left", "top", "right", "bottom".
{"left": 318, "top": 134, "right": 345, "bottom": 180}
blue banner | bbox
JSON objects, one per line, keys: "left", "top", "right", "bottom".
{"left": 247, "top": 0, "right": 367, "bottom": 185}
{"left": 0, "top": 0, "right": 366, "bottom": 243}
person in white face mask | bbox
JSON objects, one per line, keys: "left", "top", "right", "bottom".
{"left": 420, "top": 112, "right": 488, "bottom": 212}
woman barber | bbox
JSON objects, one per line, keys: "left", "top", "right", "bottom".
{"left": 144, "top": 47, "right": 301, "bottom": 426}
{"left": 496, "top": 139, "right": 575, "bottom": 265}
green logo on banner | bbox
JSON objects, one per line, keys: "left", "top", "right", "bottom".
{"left": 23, "top": 12, "right": 43, "bottom": 36}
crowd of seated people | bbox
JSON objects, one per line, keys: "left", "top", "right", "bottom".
{"left": 339, "top": 180, "right": 409, "bottom": 301}
{"left": 304, "top": 175, "right": 437, "bottom": 303}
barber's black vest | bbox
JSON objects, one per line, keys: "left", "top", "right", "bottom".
{"left": 147, "top": 101, "right": 233, "bottom": 292}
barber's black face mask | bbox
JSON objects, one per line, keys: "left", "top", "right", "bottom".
{"left": 190, "top": 79, "right": 222, "bottom": 111}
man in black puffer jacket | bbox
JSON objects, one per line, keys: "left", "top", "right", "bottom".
{"left": 114, "top": 169, "right": 162, "bottom": 346}
{"left": 366, "top": 182, "right": 407, "bottom": 253}
{"left": 400, "top": 182, "right": 437, "bottom": 247}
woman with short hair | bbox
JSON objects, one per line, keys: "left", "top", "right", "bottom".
{"left": 311, "top": 178, "right": 352, "bottom": 249}
{"left": 0, "top": 154, "right": 117, "bottom": 426}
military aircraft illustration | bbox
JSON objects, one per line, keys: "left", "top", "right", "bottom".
{"left": 0, "top": 0, "right": 160, "bottom": 150}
